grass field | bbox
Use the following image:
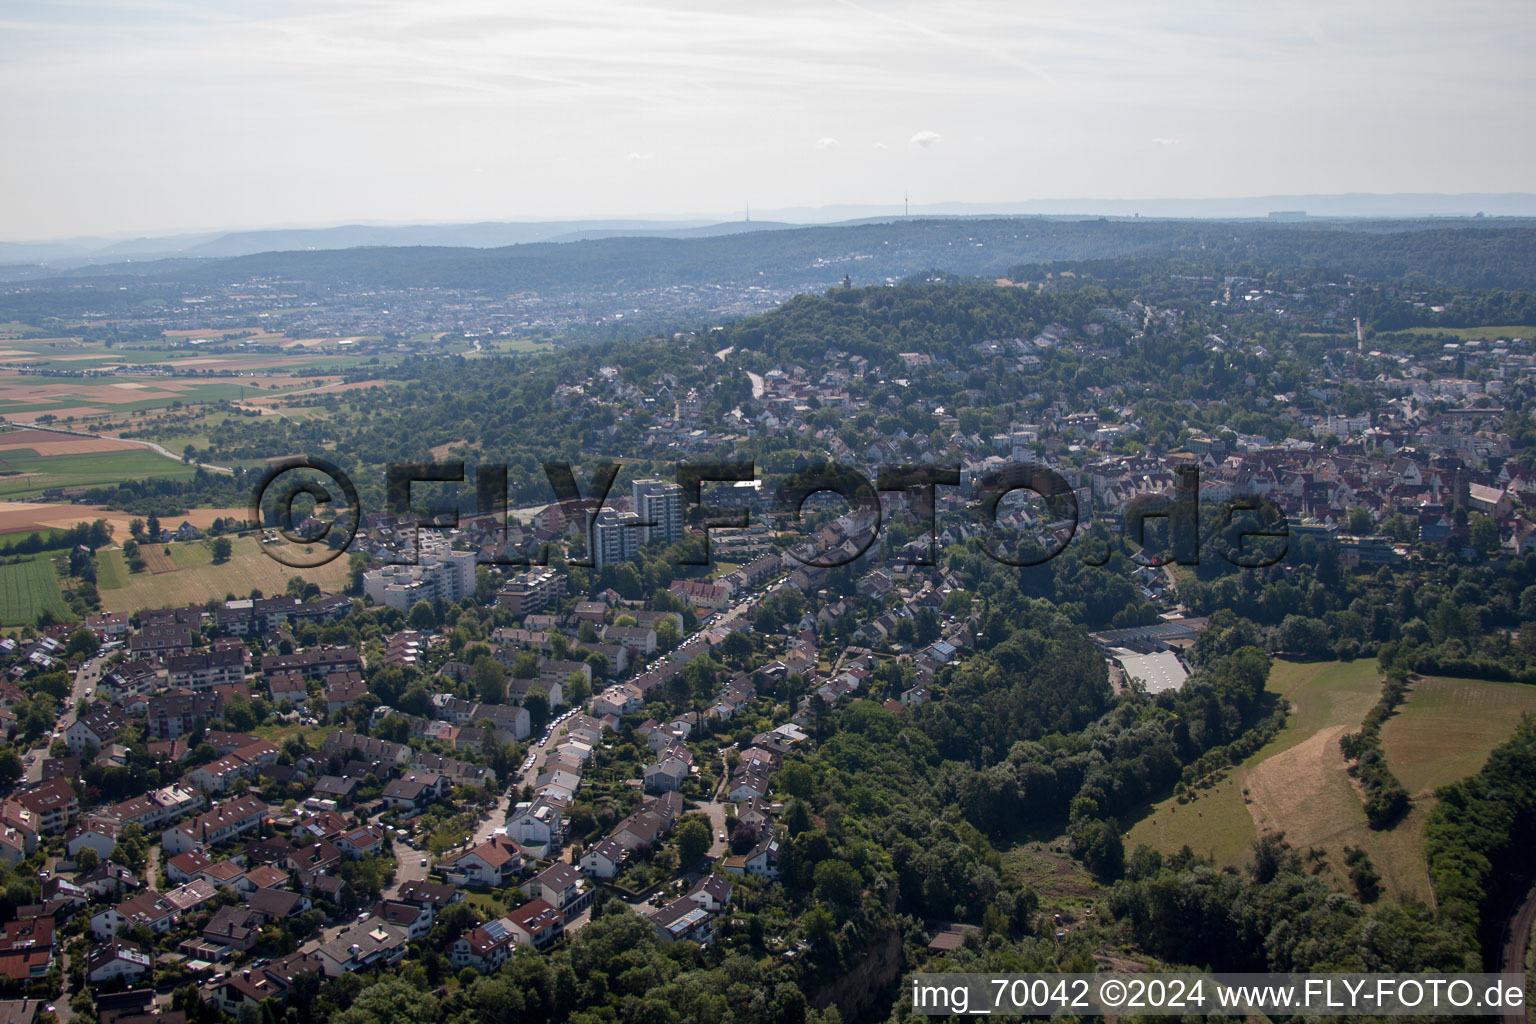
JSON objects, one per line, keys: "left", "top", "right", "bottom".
{"left": 96, "top": 535, "right": 350, "bottom": 613}
{"left": 253, "top": 720, "right": 324, "bottom": 749}
{"left": 0, "top": 448, "right": 200, "bottom": 499}
{"left": 96, "top": 548, "right": 128, "bottom": 590}
{"left": 1127, "top": 660, "right": 1391, "bottom": 889}
{"left": 1127, "top": 661, "right": 1536, "bottom": 902}
{"left": 1394, "top": 325, "right": 1535, "bottom": 340}
{"left": 1380, "top": 676, "right": 1536, "bottom": 798}
{"left": 0, "top": 554, "right": 71, "bottom": 626}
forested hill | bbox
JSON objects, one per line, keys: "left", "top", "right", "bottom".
{"left": 9, "top": 217, "right": 1536, "bottom": 299}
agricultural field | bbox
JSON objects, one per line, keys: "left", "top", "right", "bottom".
{"left": 0, "top": 373, "right": 262, "bottom": 417}
{"left": 0, "top": 448, "right": 201, "bottom": 499}
{"left": 0, "top": 553, "right": 71, "bottom": 627}
{"left": 95, "top": 534, "right": 350, "bottom": 613}
{"left": 0, "top": 334, "right": 401, "bottom": 375}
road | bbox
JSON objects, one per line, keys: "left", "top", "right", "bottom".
{"left": 24, "top": 653, "right": 105, "bottom": 781}
{"left": 515, "top": 710, "right": 588, "bottom": 792}
{"left": 71, "top": 653, "right": 102, "bottom": 709}
{"left": 695, "top": 799, "right": 730, "bottom": 858}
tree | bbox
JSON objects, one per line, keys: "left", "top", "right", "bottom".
{"left": 331, "top": 977, "right": 440, "bottom": 1024}
{"left": 0, "top": 750, "right": 20, "bottom": 788}
{"left": 1072, "top": 820, "right": 1124, "bottom": 881}
{"left": 115, "top": 823, "right": 148, "bottom": 870}
{"left": 722, "top": 630, "right": 753, "bottom": 664}
{"left": 211, "top": 537, "right": 233, "bottom": 564}
{"left": 813, "top": 858, "right": 862, "bottom": 907}
{"left": 1469, "top": 513, "right": 1500, "bottom": 556}
{"left": 802, "top": 904, "right": 835, "bottom": 942}
{"left": 523, "top": 686, "right": 550, "bottom": 731}
{"left": 777, "top": 761, "right": 814, "bottom": 799}
{"left": 674, "top": 815, "right": 712, "bottom": 866}
{"left": 473, "top": 656, "right": 506, "bottom": 705}
{"left": 75, "top": 847, "right": 99, "bottom": 872}
{"left": 146, "top": 515, "right": 160, "bottom": 542}
{"left": 407, "top": 601, "right": 438, "bottom": 630}
{"left": 65, "top": 628, "right": 100, "bottom": 659}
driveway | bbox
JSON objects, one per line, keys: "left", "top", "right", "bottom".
{"left": 693, "top": 799, "right": 731, "bottom": 857}
{"left": 385, "top": 843, "right": 431, "bottom": 899}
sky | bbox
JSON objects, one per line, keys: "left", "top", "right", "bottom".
{"left": 1, "top": 0, "right": 1533, "bottom": 240}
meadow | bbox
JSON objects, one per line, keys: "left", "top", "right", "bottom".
{"left": 1128, "top": 659, "right": 1536, "bottom": 901}
{"left": 96, "top": 535, "right": 351, "bottom": 613}
{"left": 1379, "top": 675, "right": 1536, "bottom": 798}
{"left": 1393, "top": 325, "right": 1534, "bottom": 341}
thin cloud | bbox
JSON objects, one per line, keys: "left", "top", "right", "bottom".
{"left": 909, "top": 130, "right": 941, "bottom": 148}
{"left": 627, "top": 151, "right": 656, "bottom": 161}
{"left": 1151, "top": 137, "right": 1181, "bottom": 146}
{"left": 815, "top": 137, "right": 839, "bottom": 150}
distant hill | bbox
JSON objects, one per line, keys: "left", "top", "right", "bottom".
{"left": 6, "top": 193, "right": 1536, "bottom": 270}
{"left": 5, "top": 216, "right": 1536, "bottom": 330}
{"left": 0, "top": 218, "right": 793, "bottom": 268}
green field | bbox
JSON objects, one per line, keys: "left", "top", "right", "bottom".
{"left": 96, "top": 548, "right": 129, "bottom": 590}
{"left": 1395, "top": 324, "right": 1535, "bottom": 341}
{"left": 0, "top": 554, "right": 71, "bottom": 626}
{"left": 1127, "top": 661, "right": 1536, "bottom": 902}
{"left": 1127, "top": 659, "right": 1393, "bottom": 889}
{"left": 96, "top": 535, "right": 350, "bottom": 614}
{"left": 0, "top": 448, "right": 200, "bottom": 499}
{"left": 1380, "top": 675, "right": 1536, "bottom": 798}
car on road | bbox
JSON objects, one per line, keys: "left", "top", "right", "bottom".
{"left": 717, "top": 832, "right": 725, "bottom": 842}
{"left": 420, "top": 858, "right": 428, "bottom": 867}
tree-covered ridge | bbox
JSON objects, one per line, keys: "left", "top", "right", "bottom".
{"left": 12, "top": 217, "right": 1536, "bottom": 306}
{"left": 1424, "top": 716, "right": 1536, "bottom": 961}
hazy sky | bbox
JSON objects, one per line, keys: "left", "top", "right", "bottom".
{"left": 1, "top": 0, "right": 1532, "bottom": 239}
